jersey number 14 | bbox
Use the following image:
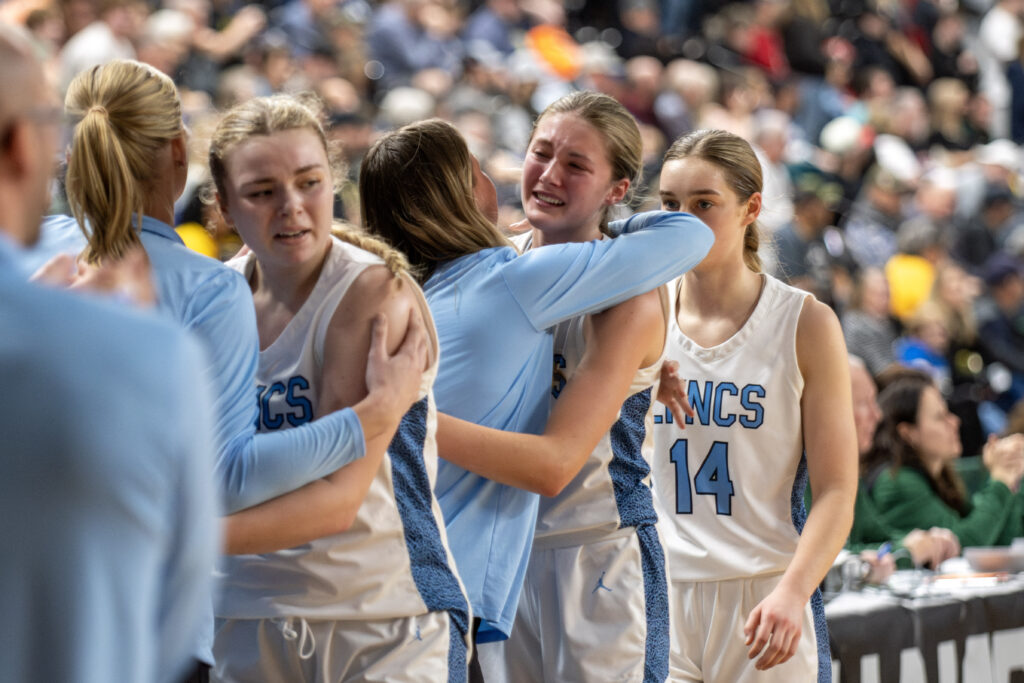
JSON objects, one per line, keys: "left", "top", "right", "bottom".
{"left": 669, "top": 439, "right": 734, "bottom": 515}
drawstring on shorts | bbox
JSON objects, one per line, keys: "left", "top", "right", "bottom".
{"left": 276, "top": 617, "right": 316, "bottom": 660}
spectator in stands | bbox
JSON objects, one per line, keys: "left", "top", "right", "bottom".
{"left": 772, "top": 167, "right": 843, "bottom": 305}
{"left": 752, "top": 108, "right": 794, "bottom": 232}
{"left": 955, "top": 182, "right": 1018, "bottom": 273}
{"left": 893, "top": 301, "right": 953, "bottom": 395}
{"left": 365, "top": 0, "right": 464, "bottom": 92}
{"left": 846, "top": 358, "right": 960, "bottom": 569}
{"left": 977, "top": 252, "right": 1024, "bottom": 410}
{"left": 927, "top": 77, "right": 982, "bottom": 154}
{"left": 463, "top": 0, "right": 523, "bottom": 57}
{"left": 924, "top": 262, "right": 988, "bottom": 454}
{"left": 866, "top": 376, "right": 1024, "bottom": 547}
{"left": 59, "top": 0, "right": 143, "bottom": 91}
{"left": 886, "top": 206, "right": 951, "bottom": 323}
{"left": 842, "top": 165, "right": 911, "bottom": 269}
{"left": 843, "top": 267, "right": 899, "bottom": 377}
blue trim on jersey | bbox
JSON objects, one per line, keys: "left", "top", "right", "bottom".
{"left": 790, "top": 452, "right": 810, "bottom": 533}
{"left": 447, "top": 616, "right": 467, "bottom": 682}
{"left": 608, "top": 388, "right": 659, "bottom": 528}
{"left": 636, "top": 524, "right": 669, "bottom": 683}
{"left": 790, "top": 453, "right": 832, "bottom": 682}
{"left": 389, "top": 398, "right": 470, "bottom": 638}
{"left": 810, "top": 587, "right": 831, "bottom": 682}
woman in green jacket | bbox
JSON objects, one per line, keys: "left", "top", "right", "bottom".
{"left": 844, "top": 357, "right": 958, "bottom": 574}
{"left": 866, "top": 376, "right": 1024, "bottom": 547}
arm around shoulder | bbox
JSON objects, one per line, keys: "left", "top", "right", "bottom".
{"left": 223, "top": 266, "right": 428, "bottom": 554}
{"left": 438, "top": 288, "right": 665, "bottom": 496}
{"left": 501, "top": 211, "right": 712, "bottom": 330}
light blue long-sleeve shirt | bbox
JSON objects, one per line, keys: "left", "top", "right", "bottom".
{"left": 38, "top": 215, "right": 372, "bottom": 661}
{"left": 427, "top": 210, "right": 713, "bottom": 640}
{"left": 38, "top": 215, "right": 369, "bottom": 514}
{"left": 0, "top": 233, "right": 217, "bottom": 683}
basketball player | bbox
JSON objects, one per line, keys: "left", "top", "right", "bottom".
{"left": 359, "top": 117, "right": 712, "bottom": 679}
{"left": 473, "top": 91, "right": 678, "bottom": 683}
{"left": 652, "top": 129, "right": 857, "bottom": 682}
{"left": 207, "top": 95, "right": 468, "bottom": 682}
{"left": 62, "top": 61, "right": 428, "bottom": 679}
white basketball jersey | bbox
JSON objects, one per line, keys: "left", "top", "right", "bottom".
{"left": 652, "top": 274, "right": 810, "bottom": 581}
{"left": 512, "top": 231, "right": 670, "bottom": 545}
{"left": 217, "top": 237, "right": 467, "bottom": 625}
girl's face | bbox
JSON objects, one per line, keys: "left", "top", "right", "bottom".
{"left": 859, "top": 269, "right": 891, "bottom": 318}
{"left": 521, "top": 112, "right": 628, "bottom": 240}
{"left": 219, "top": 128, "right": 334, "bottom": 272}
{"left": 903, "top": 385, "right": 962, "bottom": 465}
{"left": 659, "top": 157, "right": 759, "bottom": 270}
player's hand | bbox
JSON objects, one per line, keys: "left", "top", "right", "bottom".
{"left": 365, "top": 310, "right": 429, "bottom": 420}
{"left": 743, "top": 583, "right": 804, "bottom": 671}
{"left": 657, "top": 360, "right": 694, "bottom": 427}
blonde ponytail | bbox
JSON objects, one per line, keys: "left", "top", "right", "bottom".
{"left": 64, "top": 60, "right": 183, "bottom": 263}
{"left": 330, "top": 221, "right": 409, "bottom": 278}
{"left": 742, "top": 222, "right": 763, "bottom": 273}
{"left": 66, "top": 106, "right": 142, "bottom": 261}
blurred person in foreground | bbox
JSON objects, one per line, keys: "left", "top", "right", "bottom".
{"left": 0, "top": 22, "right": 218, "bottom": 683}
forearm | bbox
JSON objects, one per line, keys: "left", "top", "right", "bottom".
{"left": 217, "top": 408, "right": 367, "bottom": 514}
{"left": 951, "top": 480, "right": 1015, "bottom": 547}
{"left": 223, "top": 436, "right": 388, "bottom": 554}
{"left": 436, "top": 413, "right": 576, "bottom": 495}
{"left": 505, "top": 211, "right": 712, "bottom": 330}
{"left": 781, "top": 486, "right": 855, "bottom": 600}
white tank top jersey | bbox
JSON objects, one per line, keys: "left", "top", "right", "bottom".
{"left": 652, "top": 274, "right": 811, "bottom": 582}
{"left": 512, "top": 231, "right": 670, "bottom": 546}
{"left": 216, "top": 237, "right": 468, "bottom": 628}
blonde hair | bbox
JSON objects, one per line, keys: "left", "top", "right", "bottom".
{"left": 664, "top": 129, "right": 764, "bottom": 272}
{"left": 359, "top": 118, "right": 509, "bottom": 283}
{"left": 65, "top": 59, "right": 182, "bottom": 263}
{"left": 529, "top": 90, "right": 643, "bottom": 235}
{"left": 208, "top": 93, "right": 408, "bottom": 276}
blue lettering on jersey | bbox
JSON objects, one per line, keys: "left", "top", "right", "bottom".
{"left": 669, "top": 439, "right": 734, "bottom": 515}
{"left": 739, "top": 384, "right": 766, "bottom": 428}
{"left": 685, "top": 380, "right": 713, "bottom": 426}
{"left": 713, "top": 382, "right": 738, "bottom": 427}
{"left": 258, "top": 375, "right": 314, "bottom": 430}
{"left": 285, "top": 376, "right": 313, "bottom": 427}
{"left": 552, "top": 354, "right": 567, "bottom": 398}
{"left": 671, "top": 380, "right": 764, "bottom": 429}
{"left": 260, "top": 382, "right": 286, "bottom": 429}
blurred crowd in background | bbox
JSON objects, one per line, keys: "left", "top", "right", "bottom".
{"left": 3, "top": 0, "right": 1024, "bottom": 454}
